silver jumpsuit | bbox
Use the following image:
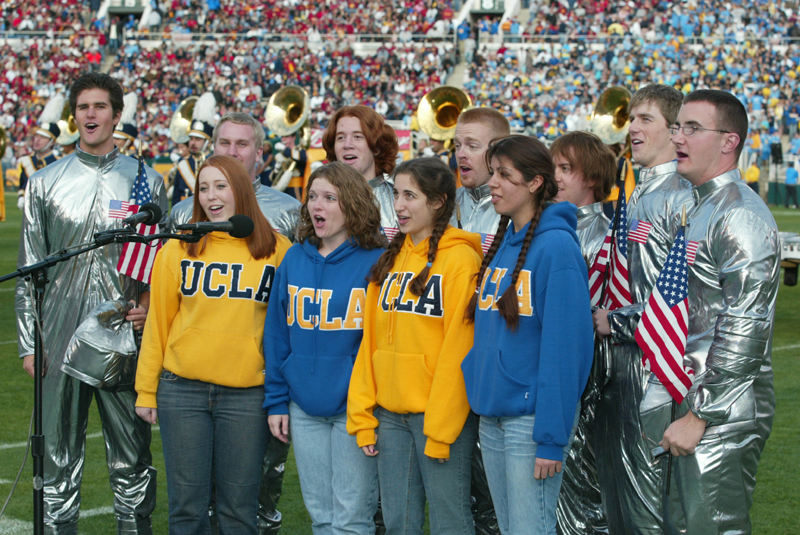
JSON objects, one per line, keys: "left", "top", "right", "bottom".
{"left": 15, "top": 146, "right": 165, "bottom": 535}
{"left": 595, "top": 161, "right": 693, "bottom": 534}
{"left": 658, "top": 169, "right": 778, "bottom": 534}
{"left": 369, "top": 174, "right": 399, "bottom": 239}
{"left": 168, "top": 180, "right": 300, "bottom": 242}
{"left": 557, "top": 202, "right": 610, "bottom": 535}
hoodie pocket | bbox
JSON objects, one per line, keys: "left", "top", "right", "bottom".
{"left": 280, "top": 353, "right": 355, "bottom": 417}
{"left": 372, "top": 349, "right": 433, "bottom": 413}
{"left": 461, "top": 347, "right": 531, "bottom": 417}
{"left": 169, "top": 327, "right": 263, "bottom": 383}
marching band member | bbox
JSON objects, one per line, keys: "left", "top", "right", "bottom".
{"left": 592, "top": 84, "right": 693, "bottom": 535}
{"left": 548, "top": 132, "right": 616, "bottom": 535}
{"left": 113, "top": 92, "right": 140, "bottom": 157}
{"left": 15, "top": 72, "right": 165, "bottom": 535}
{"left": 172, "top": 92, "right": 216, "bottom": 207}
{"left": 17, "top": 94, "right": 63, "bottom": 209}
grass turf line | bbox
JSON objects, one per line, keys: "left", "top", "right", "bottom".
{"left": 0, "top": 197, "right": 796, "bottom": 533}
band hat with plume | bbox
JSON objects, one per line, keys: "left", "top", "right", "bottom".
{"left": 189, "top": 92, "right": 217, "bottom": 141}
{"left": 114, "top": 92, "right": 139, "bottom": 143}
{"left": 36, "top": 93, "right": 63, "bottom": 141}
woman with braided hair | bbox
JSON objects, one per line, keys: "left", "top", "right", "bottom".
{"left": 461, "top": 136, "right": 594, "bottom": 535}
{"left": 347, "top": 157, "right": 483, "bottom": 534}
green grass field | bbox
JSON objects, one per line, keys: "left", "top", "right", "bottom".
{"left": 0, "top": 197, "right": 797, "bottom": 534}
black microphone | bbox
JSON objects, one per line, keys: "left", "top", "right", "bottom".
{"left": 175, "top": 214, "right": 254, "bottom": 238}
{"left": 123, "top": 202, "right": 163, "bottom": 227}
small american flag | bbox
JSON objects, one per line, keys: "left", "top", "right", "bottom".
{"left": 117, "top": 163, "right": 161, "bottom": 284}
{"left": 382, "top": 226, "right": 399, "bottom": 242}
{"left": 588, "top": 225, "right": 612, "bottom": 307}
{"left": 479, "top": 233, "right": 495, "bottom": 255}
{"left": 634, "top": 228, "right": 694, "bottom": 403}
{"left": 109, "top": 200, "right": 130, "bottom": 219}
{"left": 686, "top": 241, "right": 699, "bottom": 266}
{"left": 629, "top": 219, "right": 653, "bottom": 244}
{"left": 604, "top": 191, "right": 632, "bottom": 310}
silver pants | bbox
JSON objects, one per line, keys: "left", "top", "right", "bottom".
{"left": 43, "top": 372, "right": 156, "bottom": 535}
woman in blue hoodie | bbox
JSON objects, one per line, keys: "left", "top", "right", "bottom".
{"left": 461, "top": 136, "right": 594, "bottom": 535}
{"left": 263, "top": 162, "right": 386, "bottom": 535}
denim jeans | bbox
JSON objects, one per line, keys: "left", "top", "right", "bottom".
{"left": 157, "top": 371, "right": 268, "bottom": 535}
{"left": 375, "top": 407, "right": 477, "bottom": 535}
{"left": 289, "top": 402, "right": 379, "bottom": 535}
{"left": 479, "top": 411, "right": 580, "bottom": 535}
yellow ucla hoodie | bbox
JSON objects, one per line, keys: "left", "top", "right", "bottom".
{"left": 136, "top": 232, "right": 291, "bottom": 408}
{"left": 347, "top": 226, "right": 482, "bottom": 458}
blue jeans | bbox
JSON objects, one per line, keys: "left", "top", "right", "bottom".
{"left": 289, "top": 402, "right": 379, "bottom": 535}
{"left": 157, "top": 371, "right": 268, "bottom": 535}
{"left": 375, "top": 407, "right": 477, "bottom": 535}
{"left": 480, "top": 411, "right": 579, "bottom": 535}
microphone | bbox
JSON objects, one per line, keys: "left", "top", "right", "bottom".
{"left": 123, "top": 203, "right": 163, "bottom": 227}
{"left": 175, "top": 214, "right": 254, "bottom": 238}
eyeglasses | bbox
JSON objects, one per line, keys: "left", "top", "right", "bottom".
{"left": 668, "top": 124, "right": 731, "bottom": 136}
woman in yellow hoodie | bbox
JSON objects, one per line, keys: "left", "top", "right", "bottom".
{"left": 347, "top": 157, "right": 483, "bottom": 534}
{"left": 134, "top": 155, "right": 291, "bottom": 534}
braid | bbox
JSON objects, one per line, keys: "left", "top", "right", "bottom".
{"left": 496, "top": 205, "right": 544, "bottom": 330}
{"left": 465, "top": 216, "right": 511, "bottom": 322}
{"left": 409, "top": 217, "right": 449, "bottom": 296}
{"left": 369, "top": 231, "right": 407, "bottom": 285}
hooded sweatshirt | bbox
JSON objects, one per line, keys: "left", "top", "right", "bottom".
{"left": 263, "top": 239, "right": 385, "bottom": 417}
{"left": 136, "top": 232, "right": 291, "bottom": 408}
{"left": 460, "top": 202, "right": 594, "bottom": 461}
{"left": 347, "top": 227, "right": 482, "bottom": 459}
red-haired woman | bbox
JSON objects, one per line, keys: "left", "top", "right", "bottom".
{"left": 322, "top": 105, "right": 400, "bottom": 240}
{"left": 135, "top": 155, "right": 291, "bottom": 534}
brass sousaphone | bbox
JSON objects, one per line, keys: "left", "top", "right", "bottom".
{"left": 417, "top": 85, "right": 472, "bottom": 142}
{"left": 169, "top": 96, "right": 198, "bottom": 144}
{"left": 265, "top": 86, "right": 311, "bottom": 192}
{"left": 0, "top": 125, "right": 6, "bottom": 159}
{"left": 56, "top": 101, "right": 80, "bottom": 146}
{"left": 590, "top": 86, "right": 632, "bottom": 156}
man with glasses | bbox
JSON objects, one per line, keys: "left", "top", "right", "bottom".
{"left": 660, "top": 90, "right": 779, "bottom": 533}
{"left": 593, "top": 84, "right": 692, "bottom": 535}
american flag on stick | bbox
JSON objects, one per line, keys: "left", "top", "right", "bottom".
{"left": 117, "top": 159, "right": 161, "bottom": 284}
{"left": 603, "top": 190, "right": 632, "bottom": 310}
{"left": 588, "top": 225, "right": 612, "bottom": 307}
{"left": 634, "top": 226, "right": 694, "bottom": 403}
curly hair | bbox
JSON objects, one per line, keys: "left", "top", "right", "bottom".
{"left": 185, "top": 155, "right": 277, "bottom": 260}
{"left": 321, "top": 106, "right": 398, "bottom": 177}
{"left": 296, "top": 162, "right": 387, "bottom": 250}
{"left": 369, "top": 158, "right": 456, "bottom": 296}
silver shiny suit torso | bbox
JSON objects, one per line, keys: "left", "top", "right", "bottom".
{"left": 369, "top": 173, "right": 399, "bottom": 237}
{"left": 450, "top": 184, "right": 501, "bottom": 236}
{"left": 557, "top": 201, "right": 610, "bottom": 535}
{"left": 596, "top": 160, "right": 693, "bottom": 535}
{"left": 662, "top": 169, "right": 778, "bottom": 533}
{"left": 168, "top": 180, "right": 301, "bottom": 242}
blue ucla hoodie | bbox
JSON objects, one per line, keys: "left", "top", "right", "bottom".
{"left": 263, "top": 239, "right": 384, "bottom": 417}
{"left": 461, "top": 202, "right": 594, "bottom": 461}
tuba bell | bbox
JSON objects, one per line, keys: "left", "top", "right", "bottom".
{"left": 265, "top": 86, "right": 311, "bottom": 192}
{"left": 56, "top": 101, "right": 80, "bottom": 146}
{"left": 0, "top": 125, "right": 6, "bottom": 159}
{"left": 169, "top": 96, "right": 198, "bottom": 144}
{"left": 590, "top": 86, "right": 632, "bottom": 149}
{"left": 417, "top": 86, "right": 472, "bottom": 142}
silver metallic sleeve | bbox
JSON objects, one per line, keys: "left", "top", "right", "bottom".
{"left": 690, "top": 210, "right": 779, "bottom": 426}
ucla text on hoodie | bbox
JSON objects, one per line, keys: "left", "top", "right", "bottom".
{"left": 179, "top": 260, "right": 276, "bottom": 302}
{"left": 264, "top": 240, "right": 385, "bottom": 418}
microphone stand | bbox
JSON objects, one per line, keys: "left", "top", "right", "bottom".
{"left": 0, "top": 228, "right": 200, "bottom": 535}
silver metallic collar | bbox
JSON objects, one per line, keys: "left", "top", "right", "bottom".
{"left": 693, "top": 168, "right": 742, "bottom": 204}
{"left": 467, "top": 184, "right": 491, "bottom": 203}
{"left": 76, "top": 144, "right": 120, "bottom": 171}
{"left": 638, "top": 160, "right": 677, "bottom": 184}
{"left": 576, "top": 201, "right": 603, "bottom": 219}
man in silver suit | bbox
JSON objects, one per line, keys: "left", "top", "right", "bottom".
{"left": 593, "top": 84, "right": 693, "bottom": 534}
{"left": 660, "top": 89, "right": 778, "bottom": 534}
{"left": 548, "top": 131, "right": 616, "bottom": 535}
{"left": 451, "top": 107, "right": 511, "bottom": 255}
{"left": 15, "top": 72, "right": 165, "bottom": 535}
{"left": 168, "top": 112, "right": 300, "bottom": 242}
{"left": 166, "top": 111, "right": 299, "bottom": 534}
